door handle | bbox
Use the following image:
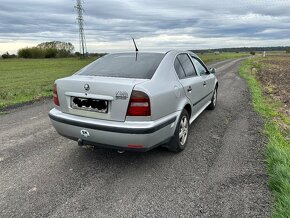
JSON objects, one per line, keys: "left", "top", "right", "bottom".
{"left": 203, "top": 81, "right": 207, "bottom": 87}
{"left": 187, "top": 86, "right": 192, "bottom": 92}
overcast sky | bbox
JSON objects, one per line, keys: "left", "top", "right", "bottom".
{"left": 1, "top": 0, "right": 290, "bottom": 54}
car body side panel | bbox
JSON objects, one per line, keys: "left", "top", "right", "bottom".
{"left": 134, "top": 53, "right": 192, "bottom": 121}
{"left": 135, "top": 51, "right": 217, "bottom": 123}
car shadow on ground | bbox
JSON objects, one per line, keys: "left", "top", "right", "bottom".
{"left": 59, "top": 140, "right": 176, "bottom": 171}
{"left": 54, "top": 110, "right": 212, "bottom": 180}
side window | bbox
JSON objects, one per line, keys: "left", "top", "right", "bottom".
{"left": 177, "top": 54, "right": 197, "bottom": 77}
{"left": 191, "top": 57, "right": 208, "bottom": 75}
{"left": 174, "top": 58, "right": 186, "bottom": 79}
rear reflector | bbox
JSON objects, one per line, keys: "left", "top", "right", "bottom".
{"left": 53, "top": 83, "right": 60, "bottom": 106}
{"left": 126, "top": 90, "right": 151, "bottom": 116}
{"left": 128, "top": 144, "right": 144, "bottom": 149}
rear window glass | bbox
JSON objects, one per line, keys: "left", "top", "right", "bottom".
{"left": 77, "top": 53, "right": 165, "bottom": 79}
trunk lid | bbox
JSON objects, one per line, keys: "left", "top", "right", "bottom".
{"left": 56, "top": 75, "right": 148, "bottom": 122}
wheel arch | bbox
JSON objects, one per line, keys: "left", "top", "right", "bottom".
{"left": 184, "top": 103, "right": 192, "bottom": 119}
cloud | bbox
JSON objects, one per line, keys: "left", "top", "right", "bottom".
{"left": 0, "top": 0, "right": 290, "bottom": 53}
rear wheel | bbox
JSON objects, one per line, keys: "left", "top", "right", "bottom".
{"left": 207, "top": 87, "right": 217, "bottom": 110}
{"left": 168, "top": 109, "right": 189, "bottom": 153}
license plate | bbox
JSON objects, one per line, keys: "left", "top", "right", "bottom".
{"left": 71, "top": 97, "right": 108, "bottom": 113}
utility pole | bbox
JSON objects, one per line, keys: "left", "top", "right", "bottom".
{"left": 75, "top": 0, "right": 87, "bottom": 57}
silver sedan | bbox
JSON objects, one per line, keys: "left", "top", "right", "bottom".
{"left": 49, "top": 51, "right": 218, "bottom": 152}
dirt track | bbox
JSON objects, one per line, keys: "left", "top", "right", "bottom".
{"left": 0, "top": 59, "right": 272, "bottom": 217}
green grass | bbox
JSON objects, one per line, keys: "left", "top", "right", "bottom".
{"left": 240, "top": 59, "right": 290, "bottom": 218}
{"left": 0, "top": 57, "right": 94, "bottom": 109}
{"left": 198, "top": 52, "right": 249, "bottom": 64}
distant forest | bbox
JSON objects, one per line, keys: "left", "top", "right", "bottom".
{"left": 191, "top": 46, "right": 289, "bottom": 53}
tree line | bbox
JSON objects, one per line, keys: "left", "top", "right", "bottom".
{"left": 0, "top": 41, "right": 75, "bottom": 59}
{"left": 18, "top": 41, "right": 74, "bottom": 58}
{"left": 2, "top": 43, "right": 290, "bottom": 59}
{"left": 191, "top": 46, "right": 290, "bottom": 53}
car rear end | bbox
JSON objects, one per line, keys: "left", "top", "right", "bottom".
{"left": 49, "top": 52, "right": 178, "bottom": 151}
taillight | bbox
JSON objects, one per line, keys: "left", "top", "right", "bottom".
{"left": 128, "top": 144, "right": 144, "bottom": 149}
{"left": 53, "top": 83, "right": 60, "bottom": 106}
{"left": 126, "top": 90, "right": 151, "bottom": 116}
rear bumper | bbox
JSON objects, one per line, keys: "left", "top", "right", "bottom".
{"left": 48, "top": 108, "right": 178, "bottom": 151}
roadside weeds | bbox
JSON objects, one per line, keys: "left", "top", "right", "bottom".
{"left": 240, "top": 59, "right": 290, "bottom": 218}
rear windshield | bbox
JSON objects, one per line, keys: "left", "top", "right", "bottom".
{"left": 77, "top": 53, "right": 165, "bottom": 79}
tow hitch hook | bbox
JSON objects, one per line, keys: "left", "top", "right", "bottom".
{"left": 78, "top": 139, "right": 84, "bottom": 146}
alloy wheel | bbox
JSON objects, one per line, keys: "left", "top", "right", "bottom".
{"left": 179, "top": 116, "right": 189, "bottom": 146}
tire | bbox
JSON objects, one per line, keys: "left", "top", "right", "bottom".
{"left": 207, "top": 87, "right": 217, "bottom": 110}
{"left": 167, "top": 109, "right": 189, "bottom": 153}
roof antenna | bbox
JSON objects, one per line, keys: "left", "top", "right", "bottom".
{"left": 132, "top": 37, "right": 139, "bottom": 52}
{"left": 132, "top": 37, "right": 138, "bottom": 61}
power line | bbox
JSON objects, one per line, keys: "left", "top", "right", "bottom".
{"left": 75, "top": 0, "right": 87, "bottom": 57}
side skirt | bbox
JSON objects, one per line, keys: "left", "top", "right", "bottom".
{"left": 189, "top": 101, "right": 211, "bottom": 125}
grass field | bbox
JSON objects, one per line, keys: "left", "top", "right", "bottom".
{"left": 240, "top": 57, "right": 290, "bottom": 218}
{"left": 0, "top": 52, "right": 248, "bottom": 110}
{"left": 198, "top": 52, "right": 249, "bottom": 63}
{"left": 0, "top": 57, "right": 94, "bottom": 109}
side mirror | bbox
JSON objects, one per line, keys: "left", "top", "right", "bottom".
{"left": 209, "top": 68, "right": 216, "bottom": 74}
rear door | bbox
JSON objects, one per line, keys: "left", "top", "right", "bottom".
{"left": 191, "top": 56, "right": 215, "bottom": 103}
{"left": 174, "top": 53, "right": 204, "bottom": 114}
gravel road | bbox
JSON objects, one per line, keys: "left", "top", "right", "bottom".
{"left": 0, "top": 59, "right": 272, "bottom": 217}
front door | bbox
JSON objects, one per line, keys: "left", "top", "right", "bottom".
{"left": 191, "top": 56, "right": 215, "bottom": 104}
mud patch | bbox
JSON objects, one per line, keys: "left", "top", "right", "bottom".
{"left": 257, "top": 54, "right": 290, "bottom": 113}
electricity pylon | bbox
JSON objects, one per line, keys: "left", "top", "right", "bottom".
{"left": 75, "top": 0, "right": 87, "bottom": 57}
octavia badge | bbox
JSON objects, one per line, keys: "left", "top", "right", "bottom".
{"left": 115, "top": 91, "right": 128, "bottom": 100}
{"left": 84, "top": 84, "right": 90, "bottom": 91}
